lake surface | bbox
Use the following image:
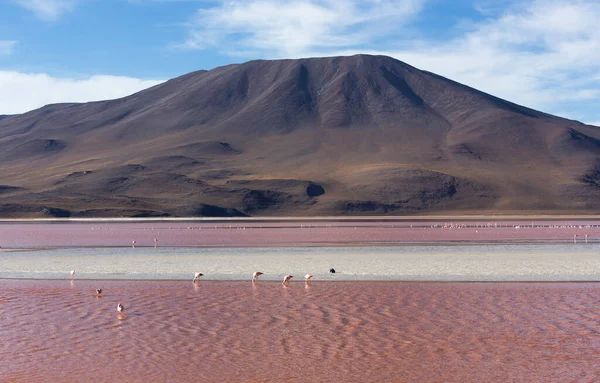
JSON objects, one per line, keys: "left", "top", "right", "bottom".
{"left": 2, "top": 279, "right": 599, "bottom": 382}
{"left": 2, "top": 219, "right": 600, "bottom": 382}
{"left": 2, "top": 244, "right": 600, "bottom": 281}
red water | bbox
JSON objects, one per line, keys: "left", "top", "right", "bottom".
{"left": 2, "top": 280, "right": 599, "bottom": 382}
{"left": 1, "top": 220, "right": 599, "bottom": 248}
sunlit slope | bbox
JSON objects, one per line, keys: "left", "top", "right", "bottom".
{"left": 1, "top": 55, "right": 599, "bottom": 217}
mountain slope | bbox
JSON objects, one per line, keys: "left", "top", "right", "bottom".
{"left": 1, "top": 54, "right": 599, "bottom": 217}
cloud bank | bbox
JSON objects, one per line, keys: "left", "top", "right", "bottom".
{"left": 13, "top": 0, "right": 79, "bottom": 21}
{"left": 181, "top": 0, "right": 600, "bottom": 122}
{"left": 181, "top": 0, "right": 427, "bottom": 57}
{"left": 391, "top": 0, "right": 600, "bottom": 117}
{"left": 1, "top": 0, "right": 597, "bottom": 122}
{"left": 0, "top": 71, "right": 163, "bottom": 115}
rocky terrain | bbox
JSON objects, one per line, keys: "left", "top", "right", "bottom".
{"left": 0, "top": 54, "right": 599, "bottom": 217}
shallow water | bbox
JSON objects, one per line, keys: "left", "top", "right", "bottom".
{"left": 1, "top": 280, "right": 599, "bottom": 382}
{"left": 3, "top": 221, "right": 600, "bottom": 382}
{"left": 1, "top": 219, "right": 599, "bottom": 249}
{"left": 2, "top": 244, "right": 600, "bottom": 281}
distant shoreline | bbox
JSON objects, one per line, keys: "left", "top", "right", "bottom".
{"left": 2, "top": 217, "right": 599, "bottom": 248}
{"left": 3, "top": 278, "right": 600, "bottom": 283}
{"left": 0, "top": 238, "right": 591, "bottom": 250}
{"left": 3, "top": 214, "right": 600, "bottom": 223}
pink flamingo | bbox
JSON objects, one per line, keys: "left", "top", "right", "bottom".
{"left": 193, "top": 272, "right": 203, "bottom": 283}
{"left": 253, "top": 271, "right": 264, "bottom": 280}
{"left": 132, "top": 240, "right": 136, "bottom": 248}
{"left": 282, "top": 275, "right": 293, "bottom": 285}
{"left": 70, "top": 270, "right": 75, "bottom": 279}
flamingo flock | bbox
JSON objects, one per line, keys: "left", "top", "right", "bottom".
{"left": 65, "top": 221, "right": 597, "bottom": 315}
{"left": 70, "top": 267, "right": 330, "bottom": 313}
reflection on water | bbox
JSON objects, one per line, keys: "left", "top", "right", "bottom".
{"left": 1, "top": 244, "right": 600, "bottom": 281}
{"left": 193, "top": 282, "right": 201, "bottom": 292}
{"left": 1, "top": 280, "right": 599, "bottom": 382}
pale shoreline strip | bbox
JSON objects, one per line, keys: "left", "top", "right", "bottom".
{"left": 3, "top": 214, "right": 600, "bottom": 223}
{"left": 2, "top": 278, "right": 600, "bottom": 284}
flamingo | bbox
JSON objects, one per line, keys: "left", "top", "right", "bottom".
{"left": 154, "top": 238, "right": 158, "bottom": 248}
{"left": 193, "top": 272, "right": 203, "bottom": 283}
{"left": 329, "top": 268, "right": 336, "bottom": 274}
{"left": 117, "top": 303, "right": 124, "bottom": 313}
{"left": 305, "top": 274, "right": 313, "bottom": 282}
{"left": 252, "top": 271, "right": 264, "bottom": 280}
{"left": 132, "top": 240, "right": 136, "bottom": 248}
{"left": 282, "top": 275, "right": 293, "bottom": 285}
{"left": 70, "top": 270, "right": 75, "bottom": 279}
{"left": 96, "top": 288, "right": 102, "bottom": 296}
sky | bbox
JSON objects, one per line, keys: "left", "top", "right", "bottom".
{"left": 0, "top": 0, "right": 598, "bottom": 126}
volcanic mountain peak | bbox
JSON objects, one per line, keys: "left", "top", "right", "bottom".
{"left": 0, "top": 54, "right": 599, "bottom": 217}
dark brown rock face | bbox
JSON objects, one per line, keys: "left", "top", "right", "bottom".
{"left": 0, "top": 54, "right": 599, "bottom": 217}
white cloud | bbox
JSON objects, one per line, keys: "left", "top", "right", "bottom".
{"left": 180, "top": 0, "right": 427, "bottom": 57}
{"left": 177, "top": 0, "right": 600, "bottom": 122}
{"left": 383, "top": 0, "right": 600, "bottom": 117}
{"left": 128, "top": 0, "right": 206, "bottom": 3}
{"left": 14, "top": 0, "right": 79, "bottom": 21}
{"left": 0, "top": 41, "right": 17, "bottom": 55}
{"left": 0, "top": 71, "right": 164, "bottom": 115}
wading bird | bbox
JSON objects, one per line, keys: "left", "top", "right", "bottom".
{"left": 282, "top": 275, "right": 293, "bottom": 285}
{"left": 70, "top": 270, "right": 75, "bottom": 279}
{"left": 253, "top": 271, "right": 264, "bottom": 280}
{"left": 96, "top": 288, "right": 102, "bottom": 296}
{"left": 193, "top": 272, "right": 203, "bottom": 283}
{"left": 305, "top": 274, "right": 313, "bottom": 282}
{"left": 117, "top": 303, "right": 124, "bottom": 313}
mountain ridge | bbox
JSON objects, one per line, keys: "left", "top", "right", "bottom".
{"left": 0, "top": 54, "right": 599, "bottom": 218}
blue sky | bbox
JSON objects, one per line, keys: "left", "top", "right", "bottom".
{"left": 0, "top": 0, "right": 598, "bottom": 126}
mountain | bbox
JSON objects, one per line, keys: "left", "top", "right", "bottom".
{"left": 1, "top": 54, "right": 599, "bottom": 218}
